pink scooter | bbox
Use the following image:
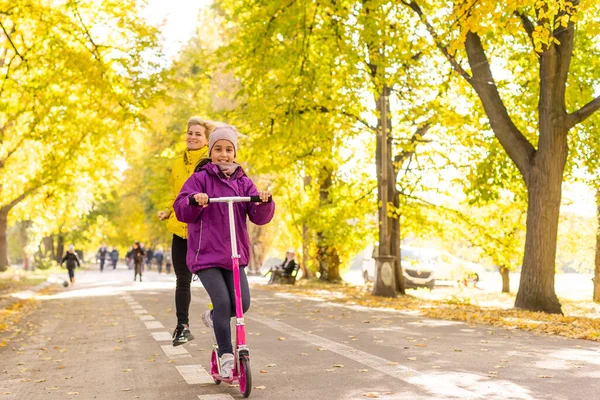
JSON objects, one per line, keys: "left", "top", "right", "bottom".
{"left": 206, "top": 195, "right": 269, "bottom": 398}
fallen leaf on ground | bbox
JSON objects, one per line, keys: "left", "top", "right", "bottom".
{"left": 254, "top": 385, "right": 266, "bottom": 389}
{"left": 66, "top": 392, "right": 79, "bottom": 395}
{"left": 407, "top": 357, "right": 417, "bottom": 361}
{"left": 387, "top": 362, "right": 399, "bottom": 365}
{"left": 278, "top": 337, "right": 286, "bottom": 341}
{"left": 333, "top": 364, "right": 344, "bottom": 368}
{"left": 325, "top": 368, "right": 335, "bottom": 372}
{"left": 415, "top": 344, "right": 427, "bottom": 347}
{"left": 265, "top": 363, "right": 277, "bottom": 367}
{"left": 300, "top": 353, "right": 309, "bottom": 356}
{"left": 537, "top": 375, "right": 552, "bottom": 378}
{"left": 358, "top": 369, "right": 368, "bottom": 372}
{"left": 364, "top": 393, "right": 380, "bottom": 398}
{"left": 35, "top": 379, "right": 46, "bottom": 383}
{"left": 121, "top": 388, "right": 131, "bottom": 391}
{"left": 122, "top": 369, "right": 132, "bottom": 372}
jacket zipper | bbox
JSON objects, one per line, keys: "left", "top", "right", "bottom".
{"left": 194, "top": 221, "right": 203, "bottom": 262}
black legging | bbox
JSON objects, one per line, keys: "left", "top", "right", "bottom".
{"left": 197, "top": 267, "right": 250, "bottom": 356}
{"left": 172, "top": 234, "right": 192, "bottom": 326}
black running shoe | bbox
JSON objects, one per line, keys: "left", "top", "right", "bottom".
{"left": 172, "top": 325, "right": 194, "bottom": 346}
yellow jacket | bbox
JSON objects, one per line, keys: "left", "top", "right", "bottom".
{"left": 165, "top": 147, "right": 209, "bottom": 238}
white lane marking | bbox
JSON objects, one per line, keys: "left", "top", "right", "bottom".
{"left": 176, "top": 364, "right": 214, "bottom": 384}
{"left": 145, "top": 321, "right": 165, "bottom": 329}
{"left": 139, "top": 315, "right": 155, "bottom": 321}
{"left": 247, "top": 314, "right": 478, "bottom": 399}
{"left": 161, "top": 344, "right": 192, "bottom": 359}
{"left": 133, "top": 309, "right": 148, "bottom": 315}
{"left": 198, "top": 395, "right": 234, "bottom": 400}
{"left": 151, "top": 332, "right": 173, "bottom": 341}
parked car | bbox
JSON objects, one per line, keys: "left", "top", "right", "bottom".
{"left": 361, "top": 245, "right": 485, "bottom": 289}
{"left": 361, "top": 246, "right": 435, "bottom": 290}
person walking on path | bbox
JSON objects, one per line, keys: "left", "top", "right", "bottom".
{"left": 145, "top": 247, "right": 154, "bottom": 271}
{"left": 174, "top": 124, "right": 275, "bottom": 378}
{"left": 61, "top": 245, "right": 81, "bottom": 286}
{"left": 97, "top": 243, "right": 108, "bottom": 272}
{"left": 165, "top": 248, "right": 173, "bottom": 274}
{"left": 125, "top": 246, "right": 134, "bottom": 270}
{"left": 131, "top": 242, "right": 145, "bottom": 282}
{"left": 158, "top": 116, "right": 216, "bottom": 346}
{"left": 154, "top": 246, "right": 165, "bottom": 273}
{"left": 110, "top": 246, "right": 119, "bottom": 270}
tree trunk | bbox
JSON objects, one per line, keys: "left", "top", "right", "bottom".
{"left": 0, "top": 208, "right": 8, "bottom": 272}
{"left": 514, "top": 130, "right": 566, "bottom": 314}
{"left": 248, "top": 225, "right": 266, "bottom": 275}
{"left": 594, "top": 189, "right": 600, "bottom": 303}
{"left": 56, "top": 235, "right": 65, "bottom": 264}
{"left": 500, "top": 266, "right": 510, "bottom": 293}
{"left": 392, "top": 186, "right": 405, "bottom": 294}
{"left": 373, "top": 87, "right": 397, "bottom": 297}
{"left": 315, "top": 167, "right": 341, "bottom": 282}
{"left": 42, "top": 235, "right": 54, "bottom": 259}
{"left": 301, "top": 175, "right": 312, "bottom": 279}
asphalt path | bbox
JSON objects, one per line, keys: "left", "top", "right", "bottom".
{"left": 1, "top": 268, "right": 599, "bottom": 399}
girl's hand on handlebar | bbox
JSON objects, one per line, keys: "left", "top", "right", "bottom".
{"left": 192, "top": 193, "right": 209, "bottom": 207}
{"left": 257, "top": 190, "right": 271, "bottom": 204}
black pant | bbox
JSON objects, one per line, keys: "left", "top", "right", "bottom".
{"left": 99, "top": 259, "right": 105, "bottom": 272}
{"left": 112, "top": 260, "right": 117, "bottom": 269}
{"left": 197, "top": 267, "right": 250, "bottom": 356}
{"left": 134, "top": 262, "right": 143, "bottom": 281}
{"left": 172, "top": 235, "right": 192, "bottom": 326}
{"left": 67, "top": 268, "right": 75, "bottom": 282}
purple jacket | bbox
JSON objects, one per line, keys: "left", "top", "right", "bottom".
{"left": 173, "top": 162, "right": 275, "bottom": 273}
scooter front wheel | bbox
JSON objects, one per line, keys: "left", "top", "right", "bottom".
{"left": 239, "top": 356, "right": 252, "bottom": 398}
{"left": 210, "top": 349, "right": 221, "bottom": 385}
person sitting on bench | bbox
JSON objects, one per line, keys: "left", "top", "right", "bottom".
{"left": 268, "top": 249, "right": 297, "bottom": 283}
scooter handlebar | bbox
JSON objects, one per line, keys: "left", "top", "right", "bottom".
{"left": 190, "top": 195, "right": 272, "bottom": 206}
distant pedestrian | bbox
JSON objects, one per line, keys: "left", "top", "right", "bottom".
{"left": 154, "top": 246, "right": 165, "bottom": 273}
{"left": 110, "top": 246, "right": 119, "bottom": 270}
{"left": 61, "top": 245, "right": 81, "bottom": 286}
{"left": 145, "top": 247, "right": 154, "bottom": 271}
{"left": 132, "top": 242, "right": 145, "bottom": 282}
{"left": 97, "top": 243, "right": 108, "bottom": 272}
{"left": 125, "top": 246, "right": 134, "bottom": 270}
{"left": 165, "top": 249, "right": 172, "bottom": 274}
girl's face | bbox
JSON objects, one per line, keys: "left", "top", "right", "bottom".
{"left": 187, "top": 125, "right": 208, "bottom": 150}
{"left": 210, "top": 139, "right": 235, "bottom": 163}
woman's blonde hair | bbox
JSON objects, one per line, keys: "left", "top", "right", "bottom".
{"left": 187, "top": 116, "right": 217, "bottom": 138}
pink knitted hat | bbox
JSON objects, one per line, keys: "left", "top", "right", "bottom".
{"left": 208, "top": 125, "right": 239, "bottom": 156}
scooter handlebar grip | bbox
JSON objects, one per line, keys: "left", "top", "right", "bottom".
{"left": 250, "top": 195, "right": 272, "bottom": 203}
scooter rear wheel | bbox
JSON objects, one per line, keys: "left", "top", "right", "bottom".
{"left": 239, "top": 356, "right": 252, "bottom": 398}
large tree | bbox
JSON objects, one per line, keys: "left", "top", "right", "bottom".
{"left": 0, "top": 0, "right": 162, "bottom": 270}
{"left": 403, "top": 0, "right": 600, "bottom": 313}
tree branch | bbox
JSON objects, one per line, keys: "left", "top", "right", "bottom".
{"left": 0, "top": 136, "right": 26, "bottom": 170}
{"left": 393, "top": 122, "right": 431, "bottom": 167}
{"left": 404, "top": 0, "right": 471, "bottom": 82}
{"left": 567, "top": 95, "right": 600, "bottom": 129}
{"left": 0, "top": 21, "right": 25, "bottom": 62}
{"left": 515, "top": 11, "right": 535, "bottom": 47}
{"left": 464, "top": 31, "right": 536, "bottom": 181}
